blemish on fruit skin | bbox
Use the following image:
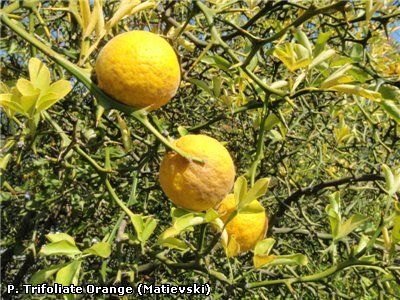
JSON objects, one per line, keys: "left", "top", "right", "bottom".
{"left": 159, "top": 134, "right": 235, "bottom": 212}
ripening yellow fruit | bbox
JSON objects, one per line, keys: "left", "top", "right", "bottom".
{"left": 159, "top": 134, "right": 235, "bottom": 211}
{"left": 217, "top": 194, "right": 267, "bottom": 254}
{"left": 95, "top": 30, "right": 181, "bottom": 109}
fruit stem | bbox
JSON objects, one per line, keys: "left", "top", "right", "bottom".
{"left": 133, "top": 113, "right": 204, "bottom": 164}
{"left": 1, "top": 13, "right": 203, "bottom": 163}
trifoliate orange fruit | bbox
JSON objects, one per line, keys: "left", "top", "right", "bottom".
{"left": 95, "top": 30, "right": 180, "bottom": 109}
{"left": 217, "top": 194, "right": 267, "bottom": 254}
{"left": 159, "top": 134, "right": 235, "bottom": 211}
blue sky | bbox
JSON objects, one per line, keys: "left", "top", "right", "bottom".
{"left": 390, "top": 20, "right": 400, "bottom": 42}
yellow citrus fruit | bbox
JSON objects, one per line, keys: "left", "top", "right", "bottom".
{"left": 217, "top": 194, "right": 267, "bottom": 254}
{"left": 159, "top": 134, "right": 235, "bottom": 211}
{"left": 95, "top": 30, "right": 180, "bottom": 109}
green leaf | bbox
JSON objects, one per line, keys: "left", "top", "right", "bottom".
{"left": 254, "top": 238, "right": 275, "bottom": 256}
{"left": 330, "top": 85, "right": 381, "bottom": 100}
{"left": 379, "top": 100, "right": 400, "bottom": 124}
{"left": 141, "top": 218, "right": 157, "bottom": 243}
{"left": 253, "top": 239, "right": 308, "bottom": 268}
{"left": 106, "top": 1, "right": 155, "bottom": 31}
{"left": 174, "top": 214, "right": 205, "bottom": 231}
{"left": 55, "top": 260, "right": 81, "bottom": 286}
{"left": 171, "top": 207, "right": 191, "bottom": 220}
{"left": 39, "top": 240, "right": 81, "bottom": 256}
{"left": 253, "top": 254, "right": 276, "bottom": 268}
{"left": 383, "top": 166, "right": 400, "bottom": 196}
{"left": 354, "top": 235, "right": 370, "bottom": 254}
{"left": 187, "top": 79, "right": 212, "bottom": 94}
{"left": 320, "top": 64, "right": 353, "bottom": 89}
{"left": 16, "top": 78, "right": 38, "bottom": 96}
{"left": 28, "top": 57, "right": 51, "bottom": 91}
{"left": 330, "top": 57, "right": 355, "bottom": 67}
{"left": 234, "top": 176, "right": 247, "bottom": 206}
{"left": 365, "top": 0, "right": 374, "bottom": 21}
{"left": 392, "top": 202, "right": 400, "bottom": 244}
{"left": 247, "top": 53, "right": 259, "bottom": 72}
{"left": 268, "top": 129, "right": 284, "bottom": 143}
{"left": 293, "top": 43, "right": 311, "bottom": 63}
{"left": 46, "top": 233, "right": 76, "bottom": 245}
{"left": 326, "top": 192, "right": 341, "bottom": 238}
{"left": 0, "top": 154, "right": 11, "bottom": 171}
{"left": 20, "top": 95, "right": 39, "bottom": 115}
{"left": 94, "top": 0, "right": 105, "bottom": 36}
{"left": 292, "top": 72, "right": 306, "bottom": 92}
{"left": 212, "top": 76, "right": 222, "bottom": 98}
{"left": 350, "top": 44, "right": 364, "bottom": 62}
{"left": 201, "top": 55, "right": 231, "bottom": 71}
{"left": 309, "top": 49, "right": 335, "bottom": 69}
{"left": 294, "top": 28, "right": 312, "bottom": 56}
{"left": 36, "top": 93, "right": 61, "bottom": 112}
{"left": 336, "top": 214, "right": 368, "bottom": 240}
{"left": 240, "top": 178, "right": 270, "bottom": 209}
{"left": 270, "top": 80, "right": 288, "bottom": 90}
{"left": 314, "top": 31, "right": 333, "bottom": 55}
{"left": 382, "top": 164, "right": 395, "bottom": 195}
{"left": 378, "top": 85, "right": 400, "bottom": 100}
{"left": 159, "top": 227, "right": 180, "bottom": 240}
{"left": 159, "top": 237, "right": 189, "bottom": 250}
{"left": 348, "top": 68, "right": 369, "bottom": 83}
{"left": 177, "top": 126, "right": 189, "bottom": 137}
{"left": 116, "top": 112, "right": 132, "bottom": 151}
{"left": 159, "top": 211, "right": 206, "bottom": 241}
{"left": 30, "top": 263, "right": 69, "bottom": 285}
{"left": 47, "top": 79, "right": 72, "bottom": 99}
{"left": 83, "top": 0, "right": 100, "bottom": 37}
{"left": 264, "top": 113, "right": 281, "bottom": 132}
{"left": 334, "top": 117, "right": 351, "bottom": 145}
{"left": 213, "top": 55, "right": 231, "bottom": 69}
{"left": 316, "top": 31, "right": 332, "bottom": 44}
{"left": 83, "top": 242, "right": 111, "bottom": 258}
{"left": 256, "top": 254, "right": 309, "bottom": 268}
{"left": 226, "top": 235, "right": 241, "bottom": 258}
{"left": 129, "top": 214, "right": 145, "bottom": 239}
{"left": 365, "top": 0, "right": 383, "bottom": 22}
{"left": 205, "top": 208, "right": 219, "bottom": 222}
{"left": 239, "top": 200, "right": 265, "bottom": 214}
{"left": 273, "top": 43, "right": 311, "bottom": 72}
{"left": 0, "top": 93, "right": 25, "bottom": 115}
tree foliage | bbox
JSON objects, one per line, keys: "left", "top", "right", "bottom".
{"left": 1, "top": 0, "right": 400, "bottom": 298}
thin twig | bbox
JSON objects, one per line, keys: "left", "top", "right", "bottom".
{"left": 268, "top": 174, "right": 384, "bottom": 232}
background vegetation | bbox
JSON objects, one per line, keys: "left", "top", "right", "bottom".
{"left": 1, "top": 0, "right": 400, "bottom": 298}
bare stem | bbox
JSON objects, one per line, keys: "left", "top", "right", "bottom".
{"left": 104, "top": 179, "right": 137, "bottom": 221}
{"left": 108, "top": 174, "right": 138, "bottom": 243}
{"left": 268, "top": 174, "right": 384, "bottom": 232}
{"left": 248, "top": 102, "right": 268, "bottom": 186}
{"left": 247, "top": 259, "right": 375, "bottom": 289}
{"left": 73, "top": 145, "right": 112, "bottom": 175}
